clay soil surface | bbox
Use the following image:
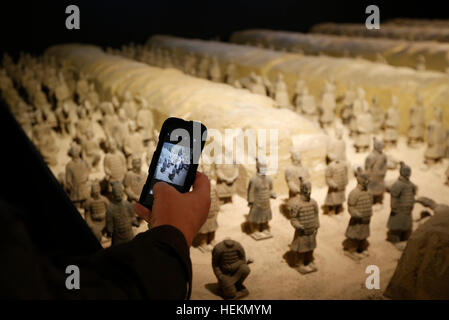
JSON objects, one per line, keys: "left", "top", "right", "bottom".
{"left": 50, "top": 123, "right": 449, "bottom": 300}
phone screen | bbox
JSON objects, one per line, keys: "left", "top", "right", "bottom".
{"left": 152, "top": 142, "right": 190, "bottom": 189}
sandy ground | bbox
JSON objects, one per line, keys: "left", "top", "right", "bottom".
{"left": 187, "top": 127, "right": 449, "bottom": 300}
{"left": 49, "top": 119, "right": 449, "bottom": 300}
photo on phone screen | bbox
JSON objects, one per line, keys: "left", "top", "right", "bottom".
{"left": 154, "top": 142, "right": 190, "bottom": 187}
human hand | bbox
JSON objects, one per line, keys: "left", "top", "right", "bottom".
{"left": 134, "top": 172, "right": 211, "bottom": 247}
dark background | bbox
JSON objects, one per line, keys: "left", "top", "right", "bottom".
{"left": 1, "top": 0, "right": 449, "bottom": 57}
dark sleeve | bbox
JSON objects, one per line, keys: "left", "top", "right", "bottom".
{"left": 70, "top": 225, "right": 192, "bottom": 300}
{"left": 0, "top": 203, "right": 192, "bottom": 299}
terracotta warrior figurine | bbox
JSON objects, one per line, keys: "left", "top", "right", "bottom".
{"left": 197, "top": 54, "right": 211, "bottom": 79}
{"left": 122, "top": 91, "right": 138, "bottom": 121}
{"left": 215, "top": 160, "right": 239, "bottom": 204}
{"left": 101, "top": 101, "right": 118, "bottom": 138}
{"left": 288, "top": 177, "right": 319, "bottom": 274}
{"left": 416, "top": 54, "right": 426, "bottom": 71}
{"left": 80, "top": 129, "right": 101, "bottom": 170}
{"left": 274, "top": 73, "right": 292, "bottom": 109}
{"left": 365, "top": 138, "right": 388, "bottom": 205}
{"left": 341, "top": 82, "right": 356, "bottom": 125}
{"left": 353, "top": 111, "right": 373, "bottom": 153}
{"left": 323, "top": 154, "right": 349, "bottom": 215}
{"left": 184, "top": 53, "right": 197, "bottom": 76}
{"left": 285, "top": 148, "right": 310, "bottom": 199}
{"left": 65, "top": 144, "right": 90, "bottom": 208}
{"left": 383, "top": 96, "right": 400, "bottom": 148}
{"left": 297, "top": 87, "right": 318, "bottom": 122}
{"left": 136, "top": 98, "right": 154, "bottom": 134}
{"left": 370, "top": 96, "right": 384, "bottom": 134}
{"left": 75, "top": 108, "right": 92, "bottom": 143}
{"left": 32, "top": 110, "right": 59, "bottom": 166}
{"left": 113, "top": 109, "right": 130, "bottom": 150}
{"left": 386, "top": 162, "right": 417, "bottom": 249}
{"left": 247, "top": 158, "right": 276, "bottom": 236}
{"left": 54, "top": 72, "right": 71, "bottom": 108}
{"left": 326, "top": 126, "right": 347, "bottom": 163}
{"left": 424, "top": 106, "right": 446, "bottom": 165}
{"left": 56, "top": 101, "right": 76, "bottom": 137}
{"left": 248, "top": 72, "right": 267, "bottom": 96}
{"left": 42, "top": 105, "right": 59, "bottom": 131}
{"left": 319, "top": 81, "right": 336, "bottom": 129}
{"left": 293, "top": 77, "right": 305, "bottom": 107}
{"left": 86, "top": 83, "right": 100, "bottom": 111}
{"left": 350, "top": 87, "right": 370, "bottom": 136}
{"left": 212, "top": 239, "right": 252, "bottom": 300}
{"left": 123, "top": 156, "right": 147, "bottom": 203}
{"left": 84, "top": 181, "right": 108, "bottom": 241}
{"left": 76, "top": 72, "right": 89, "bottom": 104}
{"left": 343, "top": 168, "right": 373, "bottom": 260}
{"left": 209, "top": 56, "right": 221, "bottom": 82}
{"left": 193, "top": 179, "right": 220, "bottom": 252}
{"left": 407, "top": 92, "right": 426, "bottom": 147}
{"left": 224, "top": 61, "right": 237, "bottom": 85}
{"left": 103, "top": 139, "right": 127, "bottom": 186}
{"left": 123, "top": 121, "right": 144, "bottom": 168}
{"left": 106, "top": 181, "right": 139, "bottom": 246}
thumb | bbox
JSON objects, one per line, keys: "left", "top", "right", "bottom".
{"left": 189, "top": 172, "right": 211, "bottom": 210}
{"left": 134, "top": 203, "right": 152, "bottom": 222}
{"left": 191, "top": 172, "right": 211, "bottom": 198}
{"left": 153, "top": 181, "right": 179, "bottom": 200}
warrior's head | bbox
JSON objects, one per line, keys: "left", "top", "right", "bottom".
{"left": 356, "top": 87, "right": 365, "bottom": 100}
{"left": 224, "top": 238, "right": 235, "bottom": 249}
{"left": 355, "top": 167, "right": 369, "bottom": 191}
{"left": 118, "top": 108, "right": 127, "bottom": 121}
{"left": 290, "top": 148, "right": 302, "bottom": 166}
{"left": 91, "top": 180, "right": 101, "bottom": 198}
{"left": 399, "top": 161, "right": 412, "bottom": 180}
{"left": 373, "top": 137, "right": 384, "bottom": 153}
{"left": 123, "top": 90, "right": 132, "bottom": 102}
{"left": 68, "top": 143, "right": 81, "bottom": 159}
{"left": 77, "top": 107, "right": 86, "bottom": 119}
{"left": 128, "top": 120, "right": 137, "bottom": 133}
{"left": 107, "top": 138, "right": 117, "bottom": 153}
{"left": 256, "top": 156, "right": 268, "bottom": 175}
{"left": 131, "top": 155, "right": 142, "bottom": 173}
{"left": 335, "top": 126, "right": 343, "bottom": 140}
{"left": 111, "top": 181, "right": 124, "bottom": 202}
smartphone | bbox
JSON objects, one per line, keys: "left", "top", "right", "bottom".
{"left": 139, "top": 117, "right": 207, "bottom": 210}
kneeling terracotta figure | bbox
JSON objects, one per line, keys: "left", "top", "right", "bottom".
{"left": 212, "top": 239, "right": 252, "bottom": 300}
